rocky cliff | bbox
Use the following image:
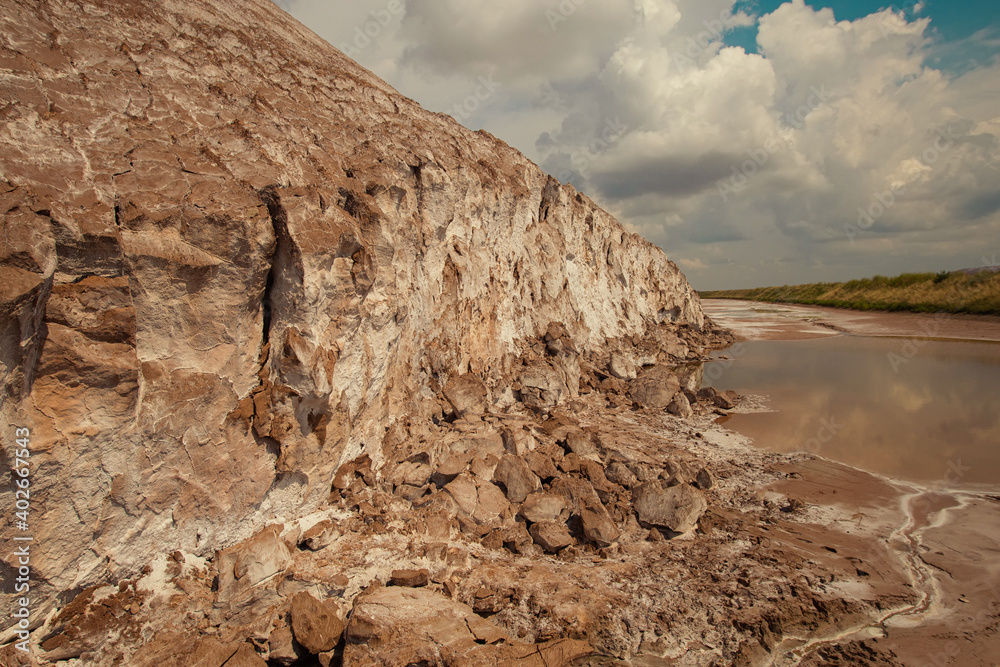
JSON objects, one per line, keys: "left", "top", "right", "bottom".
{"left": 0, "top": 0, "right": 728, "bottom": 662}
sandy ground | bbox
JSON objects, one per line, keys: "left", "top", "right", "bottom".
{"left": 703, "top": 299, "right": 1000, "bottom": 343}
{"left": 699, "top": 300, "right": 1000, "bottom": 665}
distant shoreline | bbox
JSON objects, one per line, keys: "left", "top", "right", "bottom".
{"left": 699, "top": 269, "right": 1000, "bottom": 316}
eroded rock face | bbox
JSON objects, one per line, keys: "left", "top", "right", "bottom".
{"left": 0, "top": 0, "right": 704, "bottom": 623}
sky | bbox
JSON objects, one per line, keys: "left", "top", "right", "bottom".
{"left": 274, "top": 0, "right": 1000, "bottom": 290}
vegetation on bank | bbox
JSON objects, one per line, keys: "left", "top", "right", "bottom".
{"left": 699, "top": 269, "right": 1000, "bottom": 315}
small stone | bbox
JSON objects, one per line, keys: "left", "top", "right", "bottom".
{"left": 565, "top": 430, "right": 601, "bottom": 462}
{"left": 695, "top": 468, "right": 715, "bottom": 490}
{"left": 390, "top": 568, "right": 430, "bottom": 587}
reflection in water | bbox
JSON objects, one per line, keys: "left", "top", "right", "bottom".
{"left": 701, "top": 336, "right": 1000, "bottom": 487}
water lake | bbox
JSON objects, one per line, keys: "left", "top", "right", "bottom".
{"left": 700, "top": 307, "right": 1000, "bottom": 488}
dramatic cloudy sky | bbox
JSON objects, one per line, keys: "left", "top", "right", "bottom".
{"left": 274, "top": 0, "right": 1000, "bottom": 290}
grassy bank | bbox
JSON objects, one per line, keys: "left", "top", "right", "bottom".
{"left": 700, "top": 269, "right": 1000, "bottom": 315}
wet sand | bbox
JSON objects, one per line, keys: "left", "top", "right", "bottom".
{"left": 704, "top": 299, "right": 1000, "bottom": 343}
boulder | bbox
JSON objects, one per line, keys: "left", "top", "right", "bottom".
{"left": 715, "top": 390, "right": 739, "bottom": 410}
{"left": 493, "top": 455, "right": 541, "bottom": 503}
{"left": 223, "top": 644, "right": 268, "bottom": 667}
{"left": 695, "top": 467, "right": 716, "bottom": 490}
{"left": 390, "top": 569, "right": 430, "bottom": 588}
{"left": 632, "top": 482, "right": 708, "bottom": 534}
{"left": 581, "top": 509, "right": 620, "bottom": 547}
{"left": 519, "top": 361, "right": 569, "bottom": 409}
{"left": 608, "top": 353, "right": 637, "bottom": 380}
{"left": 289, "top": 592, "right": 345, "bottom": 654}
{"left": 216, "top": 526, "right": 291, "bottom": 603}
{"left": 443, "top": 373, "right": 489, "bottom": 417}
{"left": 629, "top": 367, "right": 681, "bottom": 409}
{"left": 529, "top": 521, "right": 575, "bottom": 552}
{"left": 667, "top": 391, "right": 693, "bottom": 418}
{"left": 605, "top": 462, "right": 638, "bottom": 488}
{"left": 520, "top": 492, "right": 568, "bottom": 523}
{"left": 565, "top": 430, "right": 602, "bottom": 462}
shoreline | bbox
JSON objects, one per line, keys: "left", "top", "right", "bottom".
{"left": 698, "top": 300, "right": 1000, "bottom": 664}
{"left": 703, "top": 298, "right": 1000, "bottom": 343}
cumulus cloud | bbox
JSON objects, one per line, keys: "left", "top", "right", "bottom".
{"left": 276, "top": 0, "right": 1000, "bottom": 289}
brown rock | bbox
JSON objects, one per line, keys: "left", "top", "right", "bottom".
{"left": 216, "top": 526, "right": 291, "bottom": 603}
{"left": 581, "top": 509, "right": 620, "bottom": 547}
{"left": 580, "top": 460, "right": 618, "bottom": 501}
{"left": 715, "top": 389, "right": 739, "bottom": 410}
{"left": 565, "top": 430, "right": 602, "bottom": 462}
{"left": 605, "top": 461, "right": 638, "bottom": 488}
{"left": 432, "top": 454, "right": 471, "bottom": 487}
{"left": 668, "top": 391, "right": 694, "bottom": 418}
{"left": 390, "top": 569, "right": 430, "bottom": 587}
{"left": 473, "top": 478, "right": 511, "bottom": 523}
{"left": 299, "top": 520, "right": 340, "bottom": 552}
{"left": 632, "top": 482, "right": 708, "bottom": 534}
{"left": 629, "top": 366, "right": 681, "bottom": 409}
{"left": 343, "top": 587, "right": 526, "bottom": 663}
{"left": 493, "top": 455, "right": 541, "bottom": 503}
{"left": 520, "top": 492, "right": 568, "bottom": 523}
{"left": 695, "top": 467, "right": 716, "bottom": 490}
{"left": 529, "top": 521, "right": 575, "bottom": 552}
{"left": 524, "top": 451, "right": 561, "bottom": 480}
{"left": 443, "top": 373, "right": 489, "bottom": 417}
{"left": 444, "top": 473, "right": 480, "bottom": 516}
{"left": 222, "top": 644, "right": 268, "bottom": 667}
{"left": 268, "top": 622, "right": 303, "bottom": 666}
{"left": 608, "top": 352, "right": 637, "bottom": 380}
{"left": 550, "top": 477, "right": 605, "bottom": 516}
{"left": 289, "top": 592, "right": 345, "bottom": 655}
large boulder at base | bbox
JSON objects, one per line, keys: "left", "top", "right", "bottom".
{"left": 629, "top": 367, "right": 681, "bottom": 409}
{"left": 632, "top": 482, "right": 708, "bottom": 534}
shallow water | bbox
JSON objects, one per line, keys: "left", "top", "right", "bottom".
{"left": 702, "top": 335, "right": 1000, "bottom": 487}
